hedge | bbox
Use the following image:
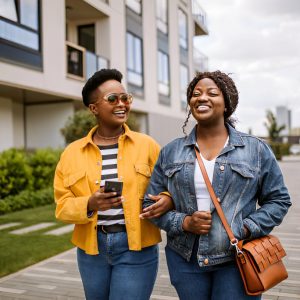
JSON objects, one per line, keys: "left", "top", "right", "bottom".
{"left": 0, "top": 187, "right": 54, "bottom": 215}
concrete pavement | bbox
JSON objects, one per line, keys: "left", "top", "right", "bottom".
{"left": 0, "top": 161, "right": 299, "bottom": 300}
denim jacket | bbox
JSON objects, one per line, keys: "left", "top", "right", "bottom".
{"left": 143, "top": 125, "right": 291, "bottom": 266}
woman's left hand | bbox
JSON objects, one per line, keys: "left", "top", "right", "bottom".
{"left": 140, "top": 194, "right": 174, "bottom": 219}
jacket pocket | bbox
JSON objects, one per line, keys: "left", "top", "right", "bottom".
{"left": 63, "top": 169, "right": 88, "bottom": 196}
{"left": 230, "top": 163, "right": 255, "bottom": 179}
{"left": 135, "top": 163, "right": 151, "bottom": 199}
{"left": 164, "top": 164, "right": 183, "bottom": 177}
{"left": 164, "top": 164, "right": 184, "bottom": 193}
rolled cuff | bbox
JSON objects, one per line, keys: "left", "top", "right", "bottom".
{"left": 243, "top": 218, "right": 260, "bottom": 239}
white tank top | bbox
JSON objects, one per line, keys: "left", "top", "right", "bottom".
{"left": 194, "top": 138, "right": 229, "bottom": 211}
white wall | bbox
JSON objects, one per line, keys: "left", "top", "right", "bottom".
{"left": 12, "top": 101, "right": 24, "bottom": 148}
{"left": 0, "top": 97, "right": 14, "bottom": 151}
{"left": 26, "top": 102, "right": 74, "bottom": 149}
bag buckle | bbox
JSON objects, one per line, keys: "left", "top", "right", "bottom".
{"left": 230, "top": 239, "right": 244, "bottom": 256}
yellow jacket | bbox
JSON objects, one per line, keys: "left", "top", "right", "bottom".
{"left": 54, "top": 124, "right": 162, "bottom": 255}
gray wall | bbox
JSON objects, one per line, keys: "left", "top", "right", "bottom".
{"left": 148, "top": 112, "right": 195, "bottom": 147}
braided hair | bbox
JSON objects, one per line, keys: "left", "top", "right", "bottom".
{"left": 182, "top": 70, "right": 239, "bottom": 135}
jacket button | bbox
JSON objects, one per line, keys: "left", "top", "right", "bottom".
{"left": 220, "top": 165, "right": 225, "bottom": 171}
{"left": 204, "top": 258, "right": 209, "bottom": 265}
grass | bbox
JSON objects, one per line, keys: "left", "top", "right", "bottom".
{"left": 0, "top": 204, "right": 74, "bottom": 278}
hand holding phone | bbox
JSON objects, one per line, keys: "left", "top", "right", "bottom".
{"left": 104, "top": 180, "right": 123, "bottom": 196}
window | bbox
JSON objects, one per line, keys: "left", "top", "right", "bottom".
{"left": 127, "top": 32, "right": 143, "bottom": 87}
{"left": 158, "top": 50, "right": 169, "bottom": 96}
{"left": 78, "top": 24, "right": 95, "bottom": 53}
{"left": 180, "top": 64, "right": 189, "bottom": 109}
{"left": 126, "top": 0, "right": 141, "bottom": 15}
{"left": 178, "top": 8, "right": 188, "bottom": 49}
{"left": 0, "top": 0, "right": 40, "bottom": 50}
{"left": 156, "top": 0, "right": 168, "bottom": 34}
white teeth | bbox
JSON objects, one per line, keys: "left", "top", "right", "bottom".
{"left": 114, "top": 111, "right": 125, "bottom": 114}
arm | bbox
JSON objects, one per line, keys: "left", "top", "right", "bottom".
{"left": 143, "top": 149, "right": 189, "bottom": 236}
{"left": 54, "top": 160, "right": 123, "bottom": 224}
{"left": 140, "top": 193, "right": 174, "bottom": 219}
{"left": 54, "top": 160, "right": 93, "bottom": 224}
{"left": 242, "top": 143, "right": 292, "bottom": 238}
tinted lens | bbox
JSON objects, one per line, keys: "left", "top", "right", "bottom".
{"left": 120, "top": 94, "right": 130, "bottom": 103}
{"left": 107, "top": 94, "right": 118, "bottom": 104}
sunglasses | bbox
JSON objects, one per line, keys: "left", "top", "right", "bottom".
{"left": 102, "top": 93, "right": 133, "bottom": 105}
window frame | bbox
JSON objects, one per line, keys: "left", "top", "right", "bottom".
{"left": 0, "top": 0, "right": 41, "bottom": 51}
{"left": 0, "top": 0, "right": 42, "bottom": 70}
{"left": 157, "top": 50, "right": 170, "bottom": 97}
{"left": 178, "top": 8, "right": 188, "bottom": 50}
{"left": 180, "top": 64, "right": 189, "bottom": 110}
{"left": 156, "top": 0, "right": 168, "bottom": 34}
{"left": 126, "top": 31, "right": 144, "bottom": 88}
{"left": 125, "top": 0, "right": 142, "bottom": 15}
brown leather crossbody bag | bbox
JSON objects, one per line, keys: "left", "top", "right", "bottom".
{"left": 195, "top": 147, "right": 288, "bottom": 295}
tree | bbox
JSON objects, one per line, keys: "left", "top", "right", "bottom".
{"left": 264, "top": 110, "right": 285, "bottom": 142}
{"left": 61, "top": 110, "right": 97, "bottom": 144}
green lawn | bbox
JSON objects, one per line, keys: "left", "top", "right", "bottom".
{"left": 0, "top": 204, "right": 74, "bottom": 277}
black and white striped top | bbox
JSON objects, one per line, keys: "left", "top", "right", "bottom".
{"left": 97, "top": 144, "right": 125, "bottom": 226}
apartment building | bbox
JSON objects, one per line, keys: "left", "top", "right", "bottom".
{"left": 0, "top": 0, "right": 208, "bottom": 151}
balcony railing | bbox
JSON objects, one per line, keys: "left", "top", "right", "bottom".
{"left": 192, "top": 0, "right": 208, "bottom": 35}
{"left": 193, "top": 47, "right": 208, "bottom": 72}
{"left": 66, "top": 41, "right": 109, "bottom": 80}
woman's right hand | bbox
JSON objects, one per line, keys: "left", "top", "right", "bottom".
{"left": 87, "top": 188, "right": 124, "bottom": 211}
{"left": 182, "top": 211, "right": 212, "bottom": 235}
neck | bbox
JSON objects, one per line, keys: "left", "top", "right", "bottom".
{"left": 97, "top": 125, "right": 124, "bottom": 138}
{"left": 93, "top": 124, "right": 124, "bottom": 145}
{"left": 196, "top": 121, "right": 228, "bottom": 140}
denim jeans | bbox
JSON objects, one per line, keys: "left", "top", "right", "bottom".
{"left": 165, "top": 242, "right": 261, "bottom": 300}
{"left": 77, "top": 231, "right": 158, "bottom": 300}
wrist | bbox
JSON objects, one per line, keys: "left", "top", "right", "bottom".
{"left": 243, "top": 226, "right": 250, "bottom": 238}
{"left": 182, "top": 216, "right": 191, "bottom": 232}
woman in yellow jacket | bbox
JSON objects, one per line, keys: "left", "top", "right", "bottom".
{"left": 54, "top": 69, "right": 172, "bottom": 300}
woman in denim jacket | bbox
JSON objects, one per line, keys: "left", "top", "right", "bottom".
{"left": 142, "top": 71, "right": 291, "bottom": 299}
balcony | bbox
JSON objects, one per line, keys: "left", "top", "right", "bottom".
{"left": 193, "top": 48, "right": 208, "bottom": 72}
{"left": 192, "top": 0, "right": 208, "bottom": 35}
{"left": 66, "top": 41, "right": 109, "bottom": 80}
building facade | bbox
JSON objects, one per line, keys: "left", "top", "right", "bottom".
{"left": 0, "top": 0, "right": 208, "bottom": 151}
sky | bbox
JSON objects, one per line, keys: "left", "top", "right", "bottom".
{"left": 194, "top": 0, "right": 300, "bottom": 136}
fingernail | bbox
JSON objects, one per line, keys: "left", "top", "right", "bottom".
{"left": 148, "top": 194, "right": 153, "bottom": 197}
{"left": 139, "top": 214, "right": 144, "bottom": 219}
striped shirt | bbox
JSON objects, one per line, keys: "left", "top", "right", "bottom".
{"left": 97, "top": 144, "right": 125, "bottom": 226}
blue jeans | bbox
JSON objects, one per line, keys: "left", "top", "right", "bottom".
{"left": 165, "top": 242, "right": 261, "bottom": 300}
{"left": 77, "top": 231, "right": 158, "bottom": 300}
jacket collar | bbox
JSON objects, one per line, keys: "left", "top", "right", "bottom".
{"left": 79, "top": 123, "right": 134, "bottom": 149}
{"left": 184, "top": 123, "right": 245, "bottom": 148}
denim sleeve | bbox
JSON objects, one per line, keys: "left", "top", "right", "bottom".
{"left": 243, "top": 142, "right": 292, "bottom": 238}
{"left": 143, "top": 149, "right": 187, "bottom": 236}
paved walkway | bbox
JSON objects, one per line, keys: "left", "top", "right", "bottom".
{"left": 0, "top": 161, "right": 299, "bottom": 300}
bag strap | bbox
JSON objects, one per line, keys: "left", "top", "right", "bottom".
{"left": 194, "top": 146, "right": 237, "bottom": 244}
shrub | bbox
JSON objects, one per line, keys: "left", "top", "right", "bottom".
{"left": 28, "top": 148, "right": 61, "bottom": 190}
{"left": 0, "top": 149, "right": 32, "bottom": 199}
{"left": 269, "top": 143, "right": 290, "bottom": 160}
{"left": 61, "top": 109, "right": 97, "bottom": 144}
{"left": 0, "top": 187, "right": 54, "bottom": 215}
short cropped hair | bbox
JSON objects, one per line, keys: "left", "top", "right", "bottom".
{"left": 82, "top": 69, "right": 123, "bottom": 107}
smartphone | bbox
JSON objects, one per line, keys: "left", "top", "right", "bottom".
{"left": 104, "top": 180, "right": 123, "bottom": 196}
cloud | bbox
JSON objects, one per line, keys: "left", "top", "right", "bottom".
{"left": 195, "top": 0, "right": 300, "bottom": 135}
